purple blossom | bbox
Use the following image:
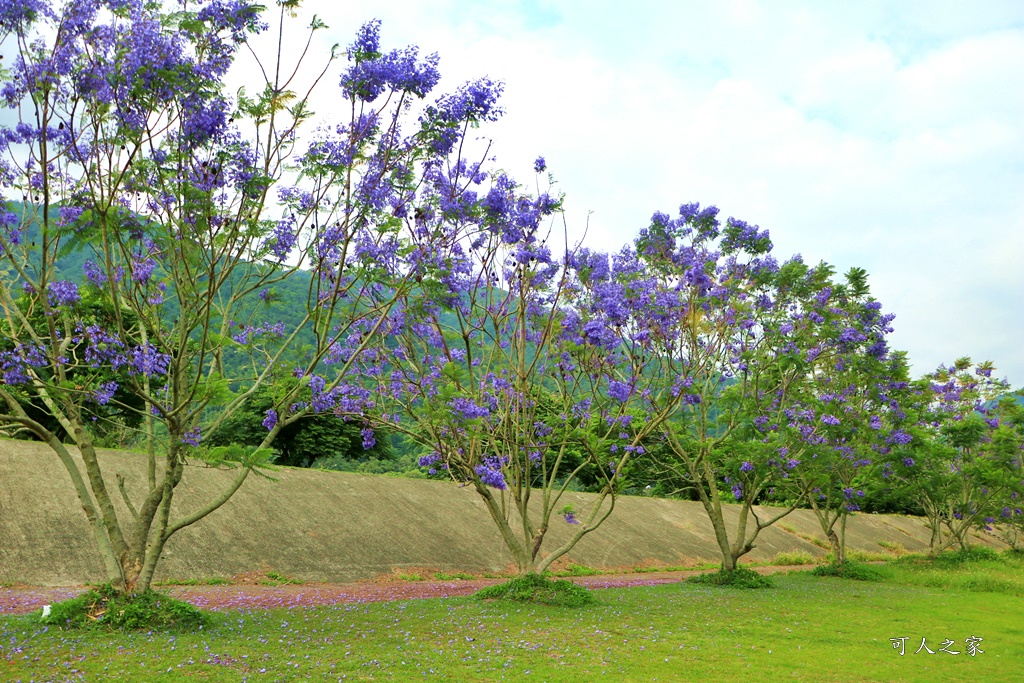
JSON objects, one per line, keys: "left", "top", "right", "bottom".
{"left": 740, "top": 461, "right": 754, "bottom": 472}
{"left": 83, "top": 260, "right": 106, "bottom": 286}
{"left": 890, "top": 430, "right": 912, "bottom": 445}
{"left": 341, "top": 21, "right": 441, "bottom": 101}
{"left": 418, "top": 452, "right": 441, "bottom": 467}
{"left": 267, "top": 215, "right": 297, "bottom": 260}
{"left": 47, "top": 280, "right": 80, "bottom": 307}
{"left": 820, "top": 414, "right": 840, "bottom": 426}
{"left": 448, "top": 397, "right": 490, "bottom": 421}
{"left": 92, "top": 381, "right": 118, "bottom": 405}
{"left": 181, "top": 427, "right": 201, "bottom": 447}
{"left": 130, "top": 344, "right": 171, "bottom": 377}
{"left": 131, "top": 255, "right": 157, "bottom": 284}
{"left": 361, "top": 427, "right": 376, "bottom": 450}
{"left": 902, "top": 457, "right": 914, "bottom": 467}
{"left": 262, "top": 409, "right": 278, "bottom": 431}
{"left": 475, "top": 456, "right": 507, "bottom": 490}
{"left": 562, "top": 511, "right": 579, "bottom": 525}
{"left": 533, "top": 156, "right": 546, "bottom": 173}
{"left": 0, "top": 0, "right": 49, "bottom": 32}
{"left": 607, "top": 380, "right": 633, "bottom": 403}
{"left": 731, "top": 484, "right": 743, "bottom": 500}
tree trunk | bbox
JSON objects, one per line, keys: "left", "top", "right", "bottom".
{"left": 695, "top": 481, "right": 735, "bottom": 571}
{"left": 477, "top": 484, "right": 535, "bottom": 575}
{"left": 827, "top": 528, "right": 845, "bottom": 565}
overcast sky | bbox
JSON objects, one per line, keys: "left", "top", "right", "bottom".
{"left": 261, "top": 1, "right": 1024, "bottom": 386}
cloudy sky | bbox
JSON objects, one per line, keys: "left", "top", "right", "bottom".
{"left": 256, "top": 0, "right": 1023, "bottom": 386}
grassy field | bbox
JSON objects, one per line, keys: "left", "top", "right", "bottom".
{"left": 2, "top": 553, "right": 1022, "bottom": 682}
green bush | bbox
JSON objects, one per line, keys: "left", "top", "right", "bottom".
{"left": 42, "top": 585, "right": 207, "bottom": 631}
{"left": 687, "top": 567, "right": 773, "bottom": 589}
{"left": 931, "top": 546, "right": 1001, "bottom": 566}
{"left": 811, "top": 561, "right": 883, "bottom": 581}
{"left": 475, "top": 574, "right": 594, "bottom": 607}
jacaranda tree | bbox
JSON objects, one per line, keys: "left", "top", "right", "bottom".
{"left": 770, "top": 268, "right": 910, "bottom": 565}
{"left": 0, "top": 0, "right": 517, "bottom": 593}
{"left": 359, "top": 162, "right": 692, "bottom": 576}
{"left": 888, "top": 360, "right": 1024, "bottom": 554}
{"left": 989, "top": 392, "right": 1024, "bottom": 550}
{"left": 630, "top": 204, "right": 838, "bottom": 573}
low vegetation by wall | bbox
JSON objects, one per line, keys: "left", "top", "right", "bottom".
{"left": 0, "top": 439, "right": 1005, "bottom": 586}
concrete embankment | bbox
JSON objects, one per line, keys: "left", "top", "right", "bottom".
{"left": 0, "top": 439, "right": 1003, "bottom": 586}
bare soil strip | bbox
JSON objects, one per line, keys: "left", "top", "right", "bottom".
{"left": 0, "top": 564, "right": 815, "bottom": 615}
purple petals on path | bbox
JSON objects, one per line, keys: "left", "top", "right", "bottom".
{"left": 0, "top": 565, "right": 817, "bottom": 615}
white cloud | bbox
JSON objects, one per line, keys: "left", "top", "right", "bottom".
{"left": 250, "top": 0, "right": 1024, "bottom": 385}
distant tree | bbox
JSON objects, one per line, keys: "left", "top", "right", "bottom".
{"left": 771, "top": 270, "right": 910, "bottom": 566}
{"left": 205, "top": 381, "right": 391, "bottom": 467}
{"left": 888, "top": 360, "right": 1024, "bottom": 554}
{"left": 633, "top": 206, "right": 898, "bottom": 573}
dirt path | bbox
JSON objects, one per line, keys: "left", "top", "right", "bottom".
{"left": 0, "top": 564, "right": 817, "bottom": 616}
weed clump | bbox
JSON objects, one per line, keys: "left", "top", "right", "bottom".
{"left": 475, "top": 574, "right": 594, "bottom": 607}
{"left": 811, "top": 561, "right": 883, "bottom": 581}
{"left": 550, "top": 563, "right": 602, "bottom": 577}
{"left": 43, "top": 584, "right": 207, "bottom": 631}
{"left": 688, "top": 567, "right": 773, "bottom": 589}
{"left": 772, "top": 550, "right": 816, "bottom": 566}
{"left": 434, "top": 572, "right": 476, "bottom": 580}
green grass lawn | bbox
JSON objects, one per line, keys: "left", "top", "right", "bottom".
{"left": 2, "top": 557, "right": 1022, "bottom": 682}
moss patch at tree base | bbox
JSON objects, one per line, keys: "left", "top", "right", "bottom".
{"left": 687, "top": 566, "right": 773, "bottom": 589}
{"left": 475, "top": 574, "right": 595, "bottom": 607}
{"left": 42, "top": 584, "right": 208, "bottom": 631}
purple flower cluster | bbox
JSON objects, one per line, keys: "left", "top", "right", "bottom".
{"left": 341, "top": 20, "right": 441, "bottom": 101}
{"left": 47, "top": 280, "right": 80, "bottom": 307}
{"left": 181, "top": 427, "right": 201, "bottom": 447}
{"left": 92, "top": 381, "right": 118, "bottom": 405}
{"left": 475, "top": 456, "right": 507, "bottom": 490}
{"left": 448, "top": 397, "right": 490, "bottom": 421}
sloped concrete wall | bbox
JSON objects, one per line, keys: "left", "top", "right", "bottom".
{"left": 0, "top": 438, "right": 1003, "bottom": 586}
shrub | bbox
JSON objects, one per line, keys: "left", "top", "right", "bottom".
{"left": 941, "top": 546, "right": 1000, "bottom": 564}
{"left": 811, "top": 562, "right": 883, "bottom": 581}
{"left": 475, "top": 574, "right": 595, "bottom": 607}
{"left": 42, "top": 585, "right": 207, "bottom": 631}
{"left": 688, "top": 567, "right": 773, "bottom": 589}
